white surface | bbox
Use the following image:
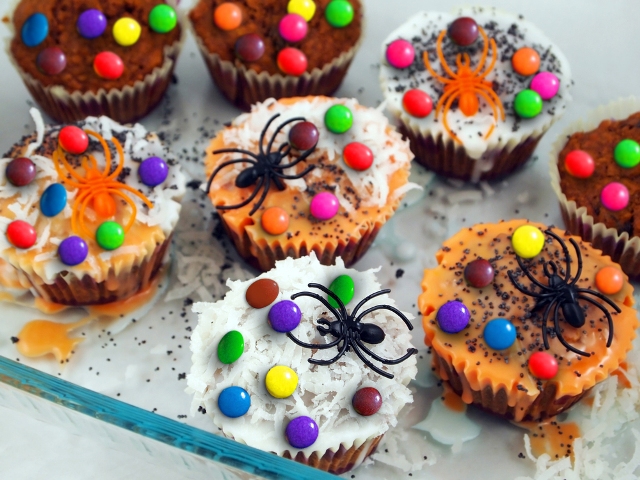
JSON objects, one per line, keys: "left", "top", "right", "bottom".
{"left": 1, "top": 0, "right": 639, "bottom": 479}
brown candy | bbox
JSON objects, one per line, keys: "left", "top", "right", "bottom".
{"left": 245, "top": 278, "right": 279, "bottom": 308}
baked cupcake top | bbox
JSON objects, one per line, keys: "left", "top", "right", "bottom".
{"left": 189, "top": 0, "right": 362, "bottom": 76}
{"left": 418, "top": 220, "right": 637, "bottom": 421}
{"left": 188, "top": 254, "right": 417, "bottom": 456}
{"left": 10, "top": 0, "right": 182, "bottom": 93}
{"left": 0, "top": 109, "right": 185, "bottom": 289}
{"left": 380, "top": 7, "right": 572, "bottom": 159}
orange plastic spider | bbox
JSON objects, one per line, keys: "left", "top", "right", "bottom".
{"left": 52, "top": 130, "right": 153, "bottom": 238}
{"left": 423, "top": 26, "right": 505, "bottom": 143}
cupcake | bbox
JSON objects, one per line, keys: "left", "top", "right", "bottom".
{"left": 188, "top": 254, "right": 418, "bottom": 474}
{"left": 418, "top": 220, "right": 637, "bottom": 421}
{"left": 551, "top": 97, "right": 640, "bottom": 279}
{"left": 0, "top": 109, "right": 185, "bottom": 306}
{"left": 380, "top": 7, "right": 572, "bottom": 182}
{"left": 204, "top": 96, "right": 414, "bottom": 272}
{"left": 189, "top": 0, "right": 363, "bottom": 110}
{"left": 8, "top": 0, "right": 183, "bottom": 124}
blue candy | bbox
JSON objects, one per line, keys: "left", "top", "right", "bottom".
{"left": 218, "top": 386, "right": 251, "bottom": 418}
{"left": 40, "top": 183, "right": 67, "bottom": 217}
{"left": 483, "top": 318, "right": 517, "bottom": 350}
{"left": 22, "top": 13, "right": 49, "bottom": 47}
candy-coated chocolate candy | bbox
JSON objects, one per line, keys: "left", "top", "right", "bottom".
{"left": 324, "top": 104, "right": 353, "bottom": 134}
{"left": 483, "top": 318, "right": 516, "bottom": 350}
{"left": 268, "top": 300, "right": 302, "bottom": 333}
{"left": 138, "top": 156, "right": 168, "bottom": 187}
{"left": 96, "top": 221, "right": 124, "bottom": 250}
{"left": 277, "top": 47, "right": 308, "bottom": 76}
{"left": 246, "top": 278, "right": 279, "bottom": 308}
{"left": 325, "top": 0, "right": 354, "bottom": 28}
{"left": 77, "top": 9, "right": 107, "bottom": 39}
{"left": 285, "top": 416, "right": 319, "bottom": 448}
{"left": 328, "top": 274, "right": 354, "bottom": 308}
{"left": 464, "top": 258, "right": 494, "bottom": 288}
{"left": 37, "top": 47, "right": 67, "bottom": 75}
{"left": 564, "top": 150, "right": 595, "bottom": 179}
{"left": 595, "top": 266, "right": 624, "bottom": 295}
{"left": 40, "top": 183, "right": 67, "bottom": 217}
{"left": 279, "top": 13, "right": 308, "bottom": 43}
{"left": 385, "top": 39, "right": 415, "bottom": 69}
{"left": 218, "top": 386, "right": 251, "bottom": 418}
{"left": 21, "top": 13, "right": 48, "bottom": 47}
{"left": 288, "top": 0, "right": 316, "bottom": 22}
{"left": 436, "top": 300, "right": 469, "bottom": 334}
{"left": 402, "top": 89, "right": 433, "bottom": 118}
{"left": 614, "top": 139, "right": 640, "bottom": 168}
{"left": 511, "top": 225, "right": 544, "bottom": 259}
{"left": 6, "top": 220, "right": 37, "bottom": 249}
{"left": 217, "top": 330, "right": 245, "bottom": 364}
{"left": 512, "top": 47, "right": 540, "bottom": 76}
{"left": 530, "top": 72, "right": 559, "bottom": 100}
{"left": 528, "top": 351, "right": 558, "bottom": 380}
{"left": 58, "top": 236, "right": 88, "bottom": 266}
{"left": 214, "top": 3, "right": 243, "bottom": 31}
{"left": 149, "top": 4, "right": 178, "bottom": 33}
{"left": 288, "top": 121, "right": 319, "bottom": 150}
{"left": 601, "top": 182, "right": 629, "bottom": 211}
{"left": 265, "top": 365, "right": 298, "bottom": 398}
{"left": 447, "top": 17, "right": 478, "bottom": 46}
{"left": 352, "top": 387, "right": 382, "bottom": 416}
{"left": 235, "top": 33, "right": 265, "bottom": 62}
{"left": 261, "top": 207, "right": 289, "bottom": 235}
{"left": 113, "top": 17, "right": 141, "bottom": 47}
{"left": 513, "top": 89, "right": 542, "bottom": 119}
{"left": 310, "top": 192, "right": 339, "bottom": 220}
{"left": 58, "top": 126, "right": 89, "bottom": 155}
{"left": 6, "top": 157, "right": 36, "bottom": 187}
{"left": 343, "top": 142, "right": 373, "bottom": 171}
{"left": 94, "top": 51, "right": 124, "bottom": 80}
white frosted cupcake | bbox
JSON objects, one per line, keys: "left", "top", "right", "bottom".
{"left": 188, "top": 254, "right": 418, "bottom": 474}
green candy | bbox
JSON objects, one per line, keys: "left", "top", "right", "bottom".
{"left": 325, "top": 0, "right": 354, "bottom": 28}
{"left": 614, "top": 139, "right": 640, "bottom": 168}
{"left": 96, "top": 221, "right": 124, "bottom": 250}
{"left": 217, "top": 330, "right": 245, "bottom": 364}
{"left": 328, "top": 274, "right": 355, "bottom": 308}
{"left": 325, "top": 104, "right": 353, "bottom": 134}
{"left": 513, "top": 89, "right": 542, "bottom": 119}
{"left": 149, "top": 4, "right": 178, "bottom": 34}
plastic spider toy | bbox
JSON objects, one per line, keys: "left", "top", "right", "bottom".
{"left": 287, "top": 283, "right": 418, "bottom": 379}
{"left": 206, "top": 113, "right": 318, "bottom": 216}
{"left": 507, "top": 230, "right": 621, "bottom": 357}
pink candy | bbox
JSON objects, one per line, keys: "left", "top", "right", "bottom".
{"left": 385, "top": 39, "right": 415, "bottom": 69}
{"left": 530, "top": 72, "right": 559, "bottom": 100}
{"left": 601, "top": 182, "right": 629, "bottom": 211}
{"left": 279, "top": 13, "right": 308, "bottom": 43}
{"left": 310, "top": 192, "right": 339, "bottom": 220}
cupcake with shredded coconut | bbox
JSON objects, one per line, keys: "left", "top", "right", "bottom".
{"left": 188, "top": 254, "right": 418, "bottom": 474}
{"left": 204, "top": 96, "right": 415, "bottom": 271}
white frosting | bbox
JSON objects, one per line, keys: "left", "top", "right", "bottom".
{"left": 188, "top": 255, "right": 417, "bottom": 456}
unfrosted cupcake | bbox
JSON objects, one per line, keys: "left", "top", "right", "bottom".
{"left": 380, "top": 7, "right": 572, "bottom": 182}
{"left": 204, "top": 96, "right": 414, "bottom": 271}
{"left": 188, "top": 254, "right": 418, "bottom": 473}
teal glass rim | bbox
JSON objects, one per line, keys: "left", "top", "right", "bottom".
{"left": 0, "top": 355, "right": 335, "bottom": 479}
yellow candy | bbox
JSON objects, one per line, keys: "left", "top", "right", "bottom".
{"left": 512, "top": 225, "right": 545, "bottom": 259}
{"left": 265, "top": 365, "right": 298, "bottom": 398}
{"left": 287, "top": 0, "right": 316, "bottom": 21}
{"left": 113, "top": 17, "right": 141, "bottom": 47}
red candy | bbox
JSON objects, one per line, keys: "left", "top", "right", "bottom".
{"left": 402, "top": 89, "right": 433, "bottom": 118}
{"left": 352, "top": 387, "right": 382, "bottom": 416}
{"left": 277, "top": 47, "right": 308, "bottom": 76}
{"left": 58, "top": 126, "right": 89, "bottom": 154}
{"left": 564, "top": 150, "right": 595, "bottom": 179}
{"left": 7, "top": 220, "right": 37, "bottom": 249}
{"left": 93, "top": 51, "right": 124, "bottom": 80}
{"left": 528, "top": 351, "right": 559, "bottom": 380}
{"left": 343, "top": 142, "right": 373, "bottom": 171}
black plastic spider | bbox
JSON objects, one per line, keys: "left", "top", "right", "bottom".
{"left": 206, "top": 113, "right": 317, "bottom": 216}
{"left": 507, "top": 229, "right": 621, "bottom": 357}
{"left": 287, "top": 283, "right": 418, "bottom": 379}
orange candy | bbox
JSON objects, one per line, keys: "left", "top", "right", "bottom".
{"left": 595, "top": 266, "right": 624, "bottom": 295}
{"left": 261, "top": 207, "right": 289, "bottom": 235}
{"left": 214, "top": 3, "right": 242, "bottom": 31}
{"left": 511, "top": 47, "right": 540, "bottom": 76}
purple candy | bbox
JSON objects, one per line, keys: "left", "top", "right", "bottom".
{"left": 138, "top": 156, "right": 169, "bottom": 187}
{"left": 77, "top": 9, "right": 107, "bottom": 39}
{"left": 268, "top": 300, "right": 301, "bottom": 333}
{"left": 285, "top": 416, "right": 318, "bottom": 449}
{"left": 436, "top": 300, "right": 470, "bottom": 334}
{"left": 58, "top": 236, "right": 88, "bottom": 266}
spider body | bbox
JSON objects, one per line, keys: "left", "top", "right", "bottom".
{"left": 287, "top": 283, "right": 418, "bottom": 379}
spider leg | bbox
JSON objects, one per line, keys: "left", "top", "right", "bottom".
{"left": 216, "top": 176, "right": 263, "bottom": 211}
{"left": 569, "top": 238, "right": 583, "bottom": 286}
{"left": 273, "top": 165, "right": 315, "bottom": 180}
{"left": 291, "top": 286, "right": 345, "bottom": 322}
{"left": 350, "top": 289, "right": 391, "bottom": 319}
{"left": 307, "top": 336, "right": 350, "bottom": 365}
{"left": 540, "top": 299, "right": 554, "bottom": 350}
{"left": 276, "top": 148, "right": 314, "bottom": 169}
{"left": 435, "top": 30, "right": 458, "bottom": 79}
{"left": 543, "top": 229, "right": 574, "bottom": 283}
{"left": 517, "top": 255, "right": 553, "bottom": 292}
{"left": 577, "top": 294, "right": 616, "bottom": 347}
{"left": 476, "top": 36, "right": 498, "bottom": 80}
{"left": 248, "top": 175, "right": 271, "bottom": 216}
{"left": 206, "top": 158, "right": 258, "bottom": 193}
{"left": 210, "top": 148, "right": 261, "bottom": 161}
{"left": 286, "top": 331, "right": 344, "bottom": 350}
{"left": 478, "top": 84, "right": 506, "bottom": 120}
{"left": 354, "top": 304, "right": 414, "bottom": 331}
{"left": 553, "top": 300, "right": 590, "bottom": 356}
{"left": 350, "top": 341, "right": 394, "bottom": 379}
{"left": 107, "top": 189, "right": 137, "bottom": 232}
{"left": 266, "top": 116, "right": 305, "bottom": 154}
{"left": 355, "top": 338, "right": 418, "bottom": 366}
{"left": 54, "top": 148, "right": 88, "bottom": 185}
{"left": 576, "top": 289, "right": 622, "bottom": 314}
{"left": 507, "top": 269, "right": 553, "bottom": 299}
{"left": 422, "top": 43, "right": 453, "bottom": 84}
{"left": 440, "top": 90, "right": 461, "bottom": 142}
{"left": 104, "top": 135, "right": 125, "bottom": 180}
{"left": 471, "top": 27, "right": 490, "bottom": 77}
{"left": 258, "top": 114, "right": 281, "bottom": 156}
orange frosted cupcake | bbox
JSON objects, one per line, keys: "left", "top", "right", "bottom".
{"left": 418, "top": 220, "right": 637, "bottom": 421}
{"left": 204, "top": 96, "right": 413, "bottom": 271}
